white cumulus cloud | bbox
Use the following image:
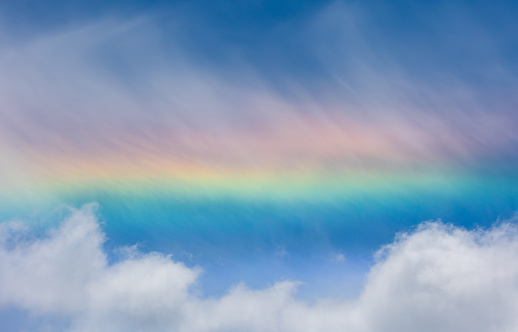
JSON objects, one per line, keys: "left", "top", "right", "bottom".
{"left": 1, "top": 204, "right": 518, "bottom": 332}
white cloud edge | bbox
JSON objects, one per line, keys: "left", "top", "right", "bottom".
{"left": 1, "top": 204, "right": 518, "bottom": 332}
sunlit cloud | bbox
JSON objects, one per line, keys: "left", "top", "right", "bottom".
{"left": 1, "top": 204, "right": 517, "bottom": 331}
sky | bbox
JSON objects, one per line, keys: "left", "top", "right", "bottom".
{"left": 1, "top": 0, "right": 518, "bottom": 330}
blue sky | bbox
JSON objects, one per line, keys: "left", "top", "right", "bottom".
{"left": 1, "top": 0, "right": 518, "bottom": 331}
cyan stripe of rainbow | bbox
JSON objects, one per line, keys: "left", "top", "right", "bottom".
{"left": 2, "top": 170, "right": 517, "bottom": 245}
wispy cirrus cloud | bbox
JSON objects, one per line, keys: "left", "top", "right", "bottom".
{"left": 1, "top": 2, "right": 517, "bottom": 186}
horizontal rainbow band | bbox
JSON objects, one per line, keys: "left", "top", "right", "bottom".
{"left": 3, "top": 166, "right": 517, "bottom": 205}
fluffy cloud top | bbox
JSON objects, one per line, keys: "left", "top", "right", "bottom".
{"left": 1, "top": 204, "right": 517, "bottom": 331}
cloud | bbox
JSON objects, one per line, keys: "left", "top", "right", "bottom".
{"left": 1, "top": 4, "right": 517, "bottom": 187}
{"left": 1, "top": 204, "right": 518, "bottom": 331}
{"left": 359, "top": 221, "right": 518, "bottom": 332}
{"left": 332, "top": 253, "right": 345, "bottom": 263}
